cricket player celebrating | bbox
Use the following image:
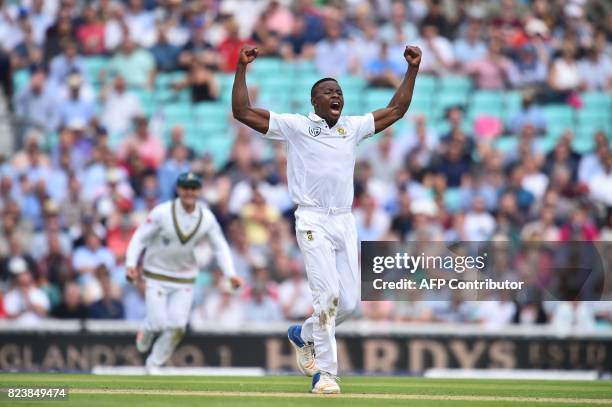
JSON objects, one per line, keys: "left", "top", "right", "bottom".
{"left": 126, "top": 172, "right": 242, "bottom": 370}
{"left": 232, "top": 45, "right": 421, "bottom": 393}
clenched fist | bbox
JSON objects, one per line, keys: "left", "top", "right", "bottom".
{"left": 238, "top": 46, "right": 259, "bottom": 66}
{"left": 404, "top": 46, "right": 422, "bottom": 67}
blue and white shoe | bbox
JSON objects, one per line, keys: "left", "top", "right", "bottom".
{"left": 287, "top": 325, "right": 316, "bottom": 377}
{"left": 311, "top": 371, "right": 341, "bottom": 394}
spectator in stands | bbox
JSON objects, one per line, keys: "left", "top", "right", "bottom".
{"left": 586, "top": 151, "right": 612, "bottom": 206}
{"left": 314, "top": 21, "right": 352, "bottom": 77}
{"left": 72, "top": 231, "right": 115, "bottom": 284}
{"left": 59, "top": 73, "right": 96, "bottom": 126}
{"left": 463, "top": 39, "right": 512, "bottom": 90}
{"left": 124, "top": 0, "right": 156, "bottom": 48}
{"left": 379, "top": 1, "right": 418, "bottom": 44}
{"left": 240, "top": 186, "right": 280, "bottom": 247}
{"left": 364, "top": 42, "right": 404, "bottom": 88}
{"left": 453, "top": 20, "right": 486, "bottom": 67}
{"left": 547, "top": 41, "right": 582, "bottom": 102}
{"left": 88, "top": 267, "right": 124, "bottom": 319}
{"left": 463, "top": 196, "right": 496, "bottom": 240}
{"left": 171, "top": 58, "right": 219, "bottom": 103}
{"left": 243, "top": 281, "right": 283, "bottom": 322}
{"left": 508, "top": 43, "right": 548, "bottom": 91}
{"left": 280, "top": 15, "right": 314, "bottom": 61}
{"left": 108, "top": 38, "right": 155, "bottom": 89}
{"left": 158, "top": 144, "right": 191, "bottom": 201}
{"left": 578, "top": 142, "right": 609, "bottom": 184}
{"left": 13, "top": 66, "right": 59, "bottom": 133}
{"left": 100, "top": 74, "right": 143, "bottom": 136}
{"left": 552, "top": 301, "right": 595, "bottom": 331}
{"left": 52, "top": 281, "right": 88, "bottom": 319}
{"left": 48, "top": 41, "right": 86, "bottom": 86}
{"left": 117, "top": 115, "right": 166, "bottom": 170}
{"left": 559, "top": 206, "right": 599, "bottom": 241}
{"left": 3, "top": 260, "right": 49, "bottom": 325}
{"left": 578, "top": 40, "right": 612, "bottom": 91}
{"left": 11, "top": 21, "right": 44, "bottom": 70}
{"left": 151, "top": 25, "right": 181, "bottom": 72}
{"left": 354, "top": 193, "right": 391, "bottom": 242}
{"left": 217, "top": 18, "right": 252, "bottom": 73}
{"left": 191, "top": 272, "right": 244, "bottom": 328}
{"left": 122, "top": 277, "right": 145, "bottom": 321}
{"left": 521, "top": 205, "right": 560, "bottom": 241}
{"left": 414, "top": 24, "right": 454, "bottom": 75}
{"left": 77, "top": 5, "right": 105, "bottom": 55}
{"left": 508, "top": 93, "right": 546, "bottom": 135}
{"left": 179, "top": 21, "right": 217, "bottom": 70}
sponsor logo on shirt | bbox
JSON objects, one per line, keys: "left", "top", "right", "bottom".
{"left": 309, "top": 126, "right": 322, "bottom": 137}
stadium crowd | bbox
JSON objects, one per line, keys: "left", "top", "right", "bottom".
{"left": 0, "top": 0, "right": 611, "bottom": 329}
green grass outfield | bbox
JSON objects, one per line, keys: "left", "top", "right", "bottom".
{"left": 1, "top": 374, "right": 612, "bottom": 406}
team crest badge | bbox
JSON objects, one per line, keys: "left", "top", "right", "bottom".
{"left": 306, "top": 231, "right": 314, "bottom": 241}
{"left": 309, "top": 126, "right": 321, "bottom": 137}
{"left": 338, "top": 127, "right": 345, "bottom": 136}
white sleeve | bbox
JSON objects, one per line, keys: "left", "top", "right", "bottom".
{"left": 125, "top": 207, "right": 163, "bottom": 268}
{"left": 264, "top": 111, "right": 296, "bottom": 140}
{"left": 355, "top": 113, "right": 376, "bottom": 144}
{"left": 206, "top": 214, "right": 236, "bottom": 278}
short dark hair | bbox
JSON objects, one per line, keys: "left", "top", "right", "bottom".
{"left": 311, "top": 78, "right": 338, "bottom": 98}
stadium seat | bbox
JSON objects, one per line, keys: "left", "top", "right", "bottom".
{"left": 438, "top": 74, "right": 472, "bottom": 93}
{"left": 82, "top": 56, "right": 109, "bottom": 84}
{"left": 414, "top": 74, "right": 436, "bottom": 92}
{"left": 12, "top": 69, "right": 30, "bottom": 92}
{"left": 581, "top": 91, "right": 611, "bottom": 110}
{"left": 250, "top": 57, "right": 284, "bottom": 78}
{"left": 364, "top": 89, "right": 395, "bottom": 112}
{"left": 494, "top": 136, "right": 518, "bottom": 153}
{"left": 470, "top": 90, "right": 504, "bottom": 110}
{"left": 542, "top": 105, "right": 574, "bottom": 128}
{"left": 503, "top": 91, "right": 523, "bottom": 118}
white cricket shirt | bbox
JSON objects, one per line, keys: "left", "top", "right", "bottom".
{"left": 265, "top": 112, "right": 375, "bottom": 210}
{"left": 125, "top": 199, "right": 235, "bottom": 280}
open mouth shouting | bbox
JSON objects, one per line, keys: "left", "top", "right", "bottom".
{"left": 329, "top": 100, "right": 343, "bottom": 116}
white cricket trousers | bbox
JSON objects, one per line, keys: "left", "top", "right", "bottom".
{"left": 144, "top": 277, "right": 194, "bottom": 367}
{"left": 294, "top": 206, "right": 360, "bottom": 375}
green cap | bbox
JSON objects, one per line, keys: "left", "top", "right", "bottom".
{"left": 176, "top": 172, "right": 202, "bottom": 188}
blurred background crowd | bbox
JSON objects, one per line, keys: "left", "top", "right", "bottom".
{"left": 0, "top": 0, "right": 610, "bottom": 329}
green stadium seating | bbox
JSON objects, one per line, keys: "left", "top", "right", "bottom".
{"left": 494, "top": 136, "right": 518, "bottom": 153}
{"left": 503, "top": 91, "right": 523, "bottom": 118}
{"left": 439, "top": 74, "right": 472, "bottom": 93}
{"left": 581, "top": 91, "right": 611, "bottom": 109}
{"left": 542, "top": 105, "right": 574, "bottom": 128}
{"left": 82, "top": 56, "right": 109, "bottom": 84}
{"left": 250, "top": 57, "right": 284, "bottom": 78}
{"left": 470, "top": 90, "right": 504, "bottom": 110}
{"left": 12, "top": 69, "right": 30, "bottom": 92}
{"left": 364, "top": 89, "right": 395, "bottom": 112}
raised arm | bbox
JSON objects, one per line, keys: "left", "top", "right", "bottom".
{"left": 372, "top": 46, "right": 422, "bottom": 133}
{"left": 232, "top": 46, "right": 271, "bottom": 134}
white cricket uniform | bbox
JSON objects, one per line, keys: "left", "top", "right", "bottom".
{"left": 265, "top": 111, "right": 375, "bottom": 375}
{"left": 126, "top": 198, "right": 235, "bottom": 366}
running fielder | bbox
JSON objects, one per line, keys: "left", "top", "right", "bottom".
{"left": 126, "top": 172, "right": 242, "bottom": 370}
{"left": 232, "top": 45, "right": 421, "bottom": 393}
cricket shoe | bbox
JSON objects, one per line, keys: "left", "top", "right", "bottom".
{"left": 311, "top": 371, "right": 341, "bottom": 394}
{"left": 287, "top": 324, "right": 316, "bottom": 376}
{"left": 136, "top": 330, "right": 154, "bottom": 353}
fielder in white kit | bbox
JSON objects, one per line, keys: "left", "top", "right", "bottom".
{"left": 126, "top": 172, "right": 243, "bottom": 370}
{"left": 232, "top": 45, "right": 422, "bottom": 393}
